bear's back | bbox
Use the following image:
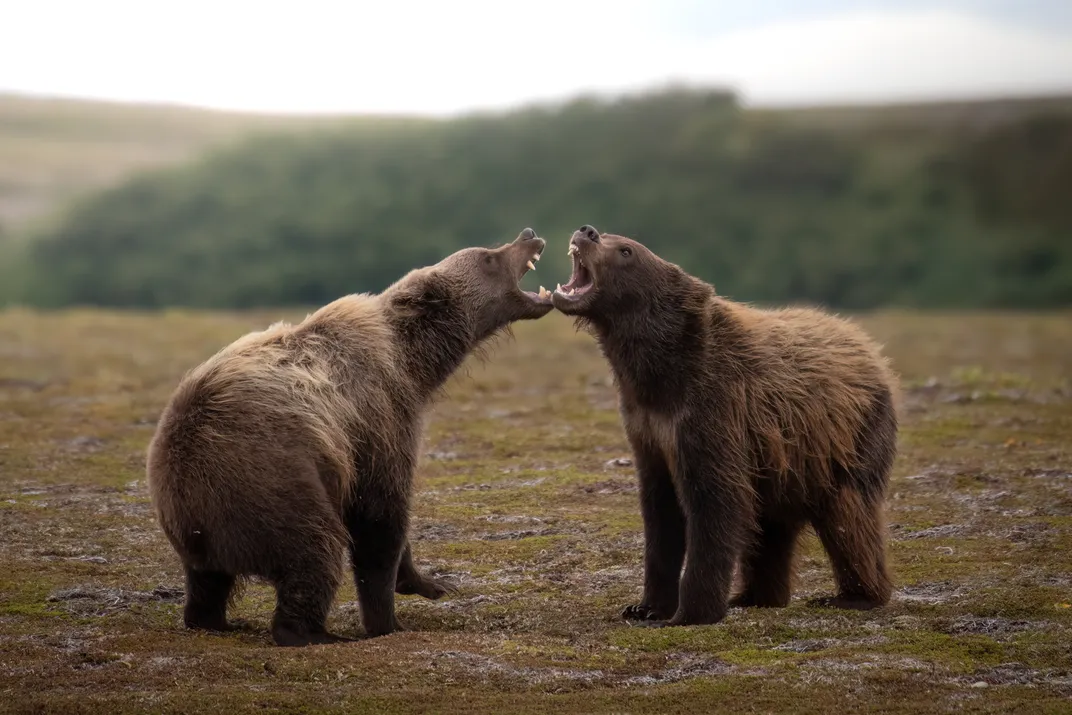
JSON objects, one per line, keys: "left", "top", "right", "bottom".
{"left": 150, "top": 294, "right": 403, "bottom": 491}
{"left": 709, "top": 299, "right": 897, "bottom": 484}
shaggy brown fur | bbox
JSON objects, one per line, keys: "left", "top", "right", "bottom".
{"left": 147, "top": 229, "right": 553, "bottom": 646}
{"left": 552, "top": 225, "right": 899, "bottom": 627}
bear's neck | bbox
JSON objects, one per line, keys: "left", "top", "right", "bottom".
{"left": 390, "top": 301, "right": 476, "bottom": 400}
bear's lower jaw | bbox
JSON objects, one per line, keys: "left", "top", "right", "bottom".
{"left": 524, "top": 288, "right": 554, "bottom": 305}
{"left": 554, "top": 283, "right": 593, "bottom": 299}
{"left": 550, "top": 289, "right": 595, "bottom": 316}
{"left": 515, "top": 291, "right": 555, "bottom": 321}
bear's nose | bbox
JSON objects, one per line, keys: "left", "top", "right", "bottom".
{"left": 519, "top": 228, "right": 538, "bottom": 241}
{"left": 579, "top": 225, "right": 600, "bottom": 242}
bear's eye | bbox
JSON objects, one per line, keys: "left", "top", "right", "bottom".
{"left": 484, "top": 254, "right": 494, "bottom": 266}
{"left": 620, "top": 248, "right": 632, "bottom": 258}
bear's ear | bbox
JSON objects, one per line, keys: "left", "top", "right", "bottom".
{"left": 390, "top": 270, "right": 452, "bottom": 319}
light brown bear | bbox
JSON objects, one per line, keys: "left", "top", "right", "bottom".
{"left": 552, "top": 225, "right": 898, "bottom": 627}
{"left": 147, "top": 229, "right": 552, "bottom": 646}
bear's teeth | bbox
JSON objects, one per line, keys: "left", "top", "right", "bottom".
{"left": 533, "top": 253, "right": 541, "bottom": 262}
{"left": 567, "top": 288, "right": 576, "bottom": 296}
{"left": 568, "top": 244, "right": 578, "bottom": 256}
{"left": 538, "top": 286, "right": 549, "bottom": 299}
{"left": 527, "top": 260, "right": 536, "bottom": 271}
{"left": 556, "top": 283, "right": 563, "bottom": 293}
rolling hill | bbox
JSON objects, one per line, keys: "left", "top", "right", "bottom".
{"left": 2, "top": 90, "right": 1070, "bottom": 309}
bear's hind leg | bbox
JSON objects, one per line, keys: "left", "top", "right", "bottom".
{"left": 267, "top": 484, "right": 350, "bottom": 647}
{"left": 270, "top": 543, "right": 348, "bottom": 647}
{"left": 730, "top": 516, "right": 804, "bottom": 608}
{"left": 183, "top": 567, "right": 235, "bottom": 631}
{"left": 395, "top": 541, "right": 457, "bottom": 600}
{"left": 347, "top": 503, "right": 408, "bottom": 637}
{"left": 811, "top": 487, "right": 892, "bottom": 610}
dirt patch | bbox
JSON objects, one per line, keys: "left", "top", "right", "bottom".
{"left": 898, "top": 524, "right": 971, "bottom": 540}
{"left": 943, "top": 616, "right": 1040, "bottom": 638}
{"left": 999, "top": 523, "right": 1056, "bottom": 545}
{"left": 46, "top": 584, "right": 184, "bottom": 616}
{"left": 896, "top": 581, "right": 966, "bottom": 605}
{"left": 411, "top": 522, "right": 463, "bottom": 542}
{"left": 901, "top": 465, "right": 957, "bottom": 485}
{"left": 480, "top": 528, "right": 560, "bottom": 541}
{"left": 478, "top": 515, "right": 558, "bottom": 526}
{"left": 1024, "top": 468, "right": 1072, "bottom": 480}
{"left": 0, "top": 378, "right": 48, "bottom": 392}
{"left": 60, "top": 436, "right": 106, "bottom": 453}
{"left": 424, "top": 649, "right": 736, "bottom": 687}
{"left": 797, "top": 655, "right": 936, "bottom": 686}
{"left": 62, "top": 554, "right": 110, "bottom": 564}
{"left": 954, "top": 662, "right": 1065, "bottom": 688}
{"left": 584, "top": 565, "right": 640, "bottom": 589}
{"left": 437, "top": 477, "right": 549, "bottom": 494}
{"left": 578, "top": 478, "right": 637, "bottom": 495}
{"left": 623, "top": 654, "right": 737, "bottom": 685}
{"left": 774, "top": 638, "right": 837, "bottom": 653}
{"left": 425, "top": 650, "right": 606, "bottom": 684}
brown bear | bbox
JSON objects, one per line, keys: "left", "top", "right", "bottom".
{"left": 551, "top": 225, "right": 898, "bottom": 627}
{"left": 147, "top": 228, "right": 553, "bottom": 646}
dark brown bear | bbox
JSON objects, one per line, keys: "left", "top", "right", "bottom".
{"left": 147, "top": 229, "right": 553, "bottom": 646}
{"left": 552, "top": 225, "right": 898, "bottom": 627}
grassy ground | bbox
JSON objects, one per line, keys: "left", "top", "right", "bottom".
{"left": 0, "top": 308, "right": 1070, "bottom": 714}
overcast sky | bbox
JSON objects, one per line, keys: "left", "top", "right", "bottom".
{"left": 2, "top": 0, "right": 1071, "bottom": 115}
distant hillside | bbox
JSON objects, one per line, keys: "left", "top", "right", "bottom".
{"left": 3, "top": 90, "right": 1070, "bottom": 310}
{"left": 2, "top": 91, "right": 1070, "bottom": 236}
{"left": 767, "top": 95, "right": 1072, "bottom": 132}
{"left": 3, "top": 92, "right": 1071, "bottom": 236}
{"left": 0, "top": 94, "right": 356, "bottom": 234}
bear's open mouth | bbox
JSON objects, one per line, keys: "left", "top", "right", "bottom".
{"left": 554, "top": 247, "right": 594, "bottom": 300}
{"left": 518, "top": 243, "right": 552, "bottom": 304}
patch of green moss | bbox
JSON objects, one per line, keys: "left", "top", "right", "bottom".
{"left": 719, "top": 647, "right": 801, "bottom": 667}
{"left": 899, "top": 415, "right": 980, "bottom": 449}
{"left": 434, "top": 534, "right": 569, "bottom": 563}
{"left": 963, "top": 586, "right": 1071, "bottom": 619}
{"left": 0, "top": 601, "right": 66, "bottom": 618}
{"left": 889, "top": 540, "right": 1012, "bottom": 582}
{"left": 949, "top": 366, "right": 1032, "bottom": 390}
{"left": 877, "top": 631, "right": 1004, "bottom": 672}
{"left": 607, "top": 620, "right": 816, "bottom": 654}
{"left": 1004, "top": 632, "right": 1072, "bottom": 670}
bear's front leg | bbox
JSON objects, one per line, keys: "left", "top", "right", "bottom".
{"left": 621, "top": 441, "right": 685, "bottom": 622}
{"left": 652, "top": 436, "right": 753, "bottom": 628}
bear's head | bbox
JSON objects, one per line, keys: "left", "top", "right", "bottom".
{"left": 388, "top": 227, "right": 553, "bottom": 343}
{"left": 551, "top": 224, "right": 693, "bottom": 323}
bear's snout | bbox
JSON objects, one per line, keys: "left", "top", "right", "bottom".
{"left": 578, "top": 225, "right": 600, "bottom": 242}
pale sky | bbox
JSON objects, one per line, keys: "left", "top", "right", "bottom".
{"left": 2, "top": 0, "right": 1071, "bottom": 115}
